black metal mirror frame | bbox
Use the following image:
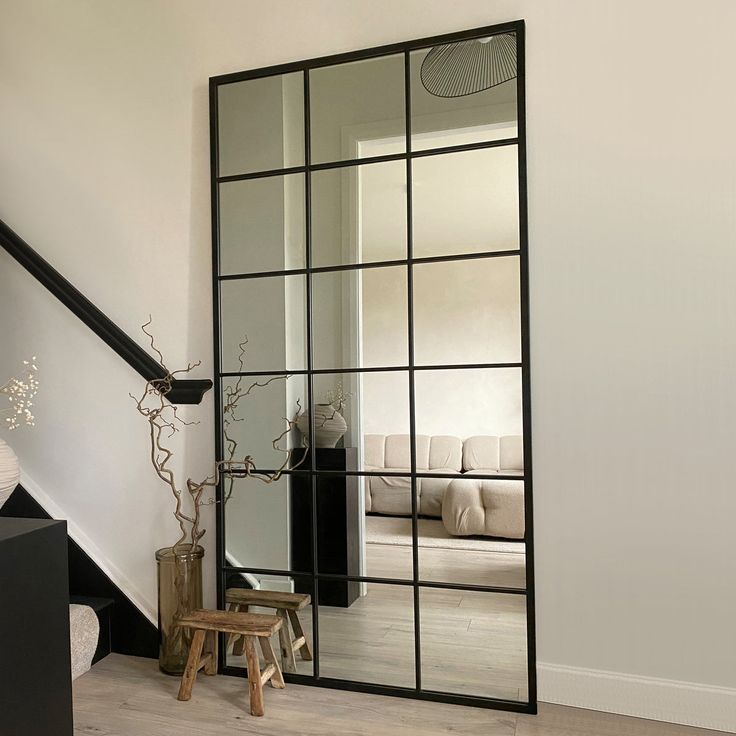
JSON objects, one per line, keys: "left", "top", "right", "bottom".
{"left": 210, "top": 19, "right": 535, "bottom": 714}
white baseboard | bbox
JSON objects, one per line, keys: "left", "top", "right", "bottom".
{"left": 20, "top": 470, "right": 157, "bottom": 626}
{"left": 538, "top": 662, "right": 736, "bottom": 733}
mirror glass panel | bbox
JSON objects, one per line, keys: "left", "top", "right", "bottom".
{"left": 410, "top": 34, "right": 518, "bottom": 151}
{"left": 420, "top": 589, "right": 527, "bottom": 700}
{"left": 414, "top": 368, "right": 523, "bottom": 446}
{"left": 311, "top": 266, "right": 408, "bottom": 370}
{"left": 219, "top": 174, "right": 305, "bottom": 275}
{"left": 318, "top": 582, "right": 415, "bottom": 687}
{"left": 225, "top": 475, "right": 312, "bottom": 574}
{"left": 221, "top": 373, "right": 307, "bottom": 472}
{"left": 218, "top": 72, "right": 304, "bottom": 177}
{"left": 413, "top": 256, "right": 521, "bottom": 366}
{"left": 311, "top": 160, "right": 407, "bottom": 267}
{"left": 362, "top": 476, "right": 415, "bottom": 582}
{"left": 302, "top": 371, "right": 411, "bottom": 474}
{"left": 418, "top": 515, "right": 526, "bottom": 589}
{"left": 214, "top": 24, "right": 531, "bottom": 709}
{"left": 412, "top": 146, "right": 519, "bottom": 259}
{"left": 310, "top": 54, "right": 406, "bottom": 165}
{"left": 220, "top": 274, "right": 306, "bottom": 374}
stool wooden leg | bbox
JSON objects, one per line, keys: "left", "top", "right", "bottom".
{"left": 243, "top": 636, "right": 265, "bottom": 717}
{"left": 225, "top": 603, "right": 237, "bottom": 654}
{"left": 231, "top": 604, "right": 248, "bottom": 657}
{"left": 177, "top": 629, "right": 205, "bottom": 701}
{"left": 287, "top": 609, "right": 313, "bottom": 661}
{"left": 276, "top": 608, "right": 296, "bottom": 673}
{"left": 204, "top": 630, "right": 218, "bottom": 675}
{"left": 259, "top": 636, "right": 285, "bottom": 689}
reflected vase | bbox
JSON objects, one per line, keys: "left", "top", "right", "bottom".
{"left": 0, "top": 438, "right": 20, "bottom": 511}
{"left": 297, "top": 404, "right": 348, "bottom": 448}
{"left": 156, "top": 544, "right": 204, "bottom": 675}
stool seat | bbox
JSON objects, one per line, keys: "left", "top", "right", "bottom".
{"left": 177, "top": 608, "right": 282, "bottom": 637}
{"left": 226, "top": 588, "right": 310, "bottom": 611}
{"left": 175, "top": 608, "right": 285, "bottom": 717}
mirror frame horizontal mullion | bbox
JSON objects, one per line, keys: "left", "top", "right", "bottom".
{"left": 220, "top": 362, "right": 523, "bottom": 378}
{"left": 223, "top": 565, "right": 527, "bottom": 597}
{"left": 216, "top": 136, "right": 519, "bottom": 183}
{"left": 223, "top": 468, "right": 525, "bottom": 481}
{"left": 218, "top": 248, "right": 522, "bottom": 282}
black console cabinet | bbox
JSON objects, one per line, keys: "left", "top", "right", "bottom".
{"left": 290, "top": 448, "right": 361, "bottom": 607}
{"left": 0, "top": 518, "right": 73, "bottom": 735}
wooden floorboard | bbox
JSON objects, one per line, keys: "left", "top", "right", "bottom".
{"left": 72, "top": 655, "right": 721, "bottom": 736}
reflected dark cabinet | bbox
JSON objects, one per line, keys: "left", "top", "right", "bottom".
{"left": 290, "top": 448, "right": 361, "bottom": 607}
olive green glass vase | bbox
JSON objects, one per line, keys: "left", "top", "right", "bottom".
{"left": 155, "top": 544, "right": 204, "bottom": 675}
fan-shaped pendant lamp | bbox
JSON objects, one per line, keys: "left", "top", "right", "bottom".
{"left": 420, "top": 33, "right": 517, "bottom": 98}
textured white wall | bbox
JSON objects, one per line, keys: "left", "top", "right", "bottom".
{"left": 2, "top": 1, "right": 736, "bottom": 724}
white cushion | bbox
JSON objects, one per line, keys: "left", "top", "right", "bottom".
{"left": 462, "top": 436, "right": 500, "bottom": 472}
{"left": 368, "top": 472, "right": 418, "bottom": 516}
{"left": 420, "top": 471, "right": 460, "bottom": 517}
{"left": 384, "top": 434, "right": 431, "bottom": 470}
{"left": 70, "top": 604, "right": 99, "bottom": 680}
{"left": 364, "top": 434, "right": 385, "bottom": 469}
{"left": 500, "top": 435, "right": 523, "bottom": 471}
{"left": 428, "top": 436, "right": 462, "bottom": 471}
{"left": 442, "top": 478, "right": 525, "bottom": 539}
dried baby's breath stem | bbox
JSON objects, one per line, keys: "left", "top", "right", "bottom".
{"left": 1, "top": 357, "right": 39, "bottom": 431}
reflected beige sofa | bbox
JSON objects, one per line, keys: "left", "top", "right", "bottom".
{"left": 364, "top": 434, "right": 524, "bottom": 538}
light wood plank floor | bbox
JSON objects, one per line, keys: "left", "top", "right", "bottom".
{"left": 73, "top": 654, "right": 721, "bottom": 736}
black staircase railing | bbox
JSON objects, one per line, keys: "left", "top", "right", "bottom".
{"left": 0, "top": 218, "right": 211, "bottom": 404}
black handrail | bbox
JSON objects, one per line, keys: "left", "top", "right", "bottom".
{"left": 0, "top": 218, "right": 211, "bottom": 404}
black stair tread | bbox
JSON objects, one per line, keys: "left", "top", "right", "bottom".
{"left": 69, "top": 595, "right": 115, "bottom": 612}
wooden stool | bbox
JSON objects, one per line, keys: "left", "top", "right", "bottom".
{"left": 225, "top": 588, "right": 312, "bottom": 674}
{"left": 175, "top": 608, "right": 284, "bottom": 717}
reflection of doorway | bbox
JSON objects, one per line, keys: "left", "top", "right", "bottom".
{"left": 352, "top": 123, "right": 520, "bottom": 561}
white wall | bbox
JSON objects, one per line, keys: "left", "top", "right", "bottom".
{"left": 2, "top": 1, "right": 736, "bottom": 729}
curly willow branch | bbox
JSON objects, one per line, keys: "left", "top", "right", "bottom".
{"left": 132, "top": 325, "right": 308, "bottom": 552}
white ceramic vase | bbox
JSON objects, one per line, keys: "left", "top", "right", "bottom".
{"left": 297, "top": 404, "right": 348, "bottom": 448}
{"left": 0, "top": 437, "right": 20, "bottom": 510}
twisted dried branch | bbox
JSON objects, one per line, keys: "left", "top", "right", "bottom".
{"left": 131, "top": 322, "right": 307, "bottom": 553}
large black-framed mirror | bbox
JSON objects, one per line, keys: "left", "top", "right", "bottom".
{"left": 210, "top": 19, "right": 535, "bottom": 714}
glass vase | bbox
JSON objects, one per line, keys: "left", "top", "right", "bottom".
{"left": 155, "top": 544, "right": 204, "bottom": 675}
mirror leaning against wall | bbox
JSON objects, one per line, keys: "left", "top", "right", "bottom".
{"left": 212, "top": 20, "right": 534, "bottom": 712}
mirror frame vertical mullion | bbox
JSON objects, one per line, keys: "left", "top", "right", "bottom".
{"left": 515, "top": 24, "right": 537, "bottom": 710}
{"left": 403, "top": 46, "right": 423, "bottom": 694}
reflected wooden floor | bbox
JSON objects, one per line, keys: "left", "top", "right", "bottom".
{"left": 366, "top": 538, "right": 526, "bottom": 588}
{"left": 227, "top": 570, "right": 528, "bottom": 701}
{"left": 73, "top": 654, "right": 721, "bottom": 736}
